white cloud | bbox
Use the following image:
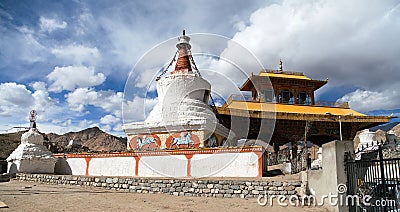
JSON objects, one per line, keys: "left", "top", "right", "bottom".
{"left": 79, "top": 119, "right": 94, "bottom": 128}
{"left": 232, "top": 0, "right": 345, "bottom": 62}
{"left": 65, "top": 88, "right": 123, "bottom": 115}
{"left": 32, "top": 90, "right": 55, "bottom": 111}
{"left": 0, "top": 82, "right": 56, "bottom": 124}
{"left": 100, "top": 114, "right": 120, "bottom": 125}
{"left": 47, "top": 66, "right": 106, "bottom": 92}
{"left": 39, "top": 16, "right": 67, "bottom": 33}
{"left": 178, "top": 0, "right": 400, "bottom": 114}
{"left": 122, "top": 96, "right": 158, "bottom": 123}
{"left": 51, "top": 44, "right": 100, "bottom": 65}
{"left": 5, "top": 26, "right": 47, "bottom": 64}
{"left": 0, "top": 82, "right": 34, "bottom": 116}
{"left": 132, "top": 67, "right": 162, "bottom": 93}
{"left": 30, "top": 81, "right": 47, "bottom": 91}
{"left": 101, "top": 124, "right": 112, "bottom": 132}
{"left": 226, "top": 0, "right": 400, "bottom": 94}
{"left": 338, "top": 89, "right": 399, "bottom": 112}
{"left": 113, "top": 123, "right": 123, "bottom": 132}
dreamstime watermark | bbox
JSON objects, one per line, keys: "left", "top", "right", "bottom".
{"left": 257, "top": 184, "right": 397, "bottom": 208}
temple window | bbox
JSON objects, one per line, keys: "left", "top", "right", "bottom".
{"left": 260, "top": 89, "right": 275, "bottom": 102}
{"left": 298, "top": 91, "right": 312, "bottom": 105}
{"left": 279, "top": 89, "right": 293, "bottom": 104}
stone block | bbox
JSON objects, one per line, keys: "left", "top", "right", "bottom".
{"left": 284, "top": 185, "right": 295, "bottom": 191}
{"left": 203, "top": 189, "right": 211, "bottom": 193}
{"left": 230, "top": 185, "right": 240, "bottom": 190}
{"left": 255, "top": 186, "right": 263, "bottom": 191}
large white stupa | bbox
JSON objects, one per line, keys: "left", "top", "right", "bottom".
{"left": 123, "top": 31, "right": 231, "bottom": 150}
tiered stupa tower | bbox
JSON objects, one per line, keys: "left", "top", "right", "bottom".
{"left": 7, "top": 111, "right": 56, "bottom": 174}
{"left": 123, "top": 31, "right": 231, "bottom": 150}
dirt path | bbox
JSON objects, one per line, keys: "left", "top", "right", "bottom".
{"left": 0, "top": 180, "right": 322, "bottom": 212}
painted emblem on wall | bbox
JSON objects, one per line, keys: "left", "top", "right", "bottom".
{"left": 129, "top": 134, "right": 161, "bottom": 150}
{"left": 205, "top": 134, "right": 218, "bottom": 147}
{"left": 166, "top": 132, "right": 200, "bottom": 149}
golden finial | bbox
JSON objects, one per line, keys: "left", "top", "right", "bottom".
{"left": 279, "top": 59, "right": 283, "bottom": 72}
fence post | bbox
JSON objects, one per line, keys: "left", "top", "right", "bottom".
{"left": 378, "top": 144, "right": 387, "bottom": 211}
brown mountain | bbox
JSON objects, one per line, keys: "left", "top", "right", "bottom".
{"left": 45, "top": 127, "right": 127, "bottom": 152}
{"left": 0, "top": 127, "right": 127, "bottom": 159}
{"left": 0, "top": 131, "right": 26, "bottom": 159}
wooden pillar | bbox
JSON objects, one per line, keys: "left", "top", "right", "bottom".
{"left": 293, "top": 89, "right": 298, "bottom": 104}
{"left": 311, "top": 91, "right": 315, "bottom": 105}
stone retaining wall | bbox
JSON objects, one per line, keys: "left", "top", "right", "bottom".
{"left": 16, "top": 173, "right": 301, "bottom": 198}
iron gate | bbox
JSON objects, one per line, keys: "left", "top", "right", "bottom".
{"left": 345, "top": 141, "right": 400, "bottom": 212}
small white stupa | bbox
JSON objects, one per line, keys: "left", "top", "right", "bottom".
{"left": 123, "top": 31, "right": 231, "bottom": 150}
{"left": 357, "top": 129, "right": 377, "bottom": 149}
{"left": 7, "top": 110, "right": 56, "bottom": 174}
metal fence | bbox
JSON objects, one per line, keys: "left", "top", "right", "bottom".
{"left": 345, "top": 142, "right": 400, "bottom": 211}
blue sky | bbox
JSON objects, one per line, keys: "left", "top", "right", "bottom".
{"left": 1, "top": 0, "right": 399, "bottom": 136}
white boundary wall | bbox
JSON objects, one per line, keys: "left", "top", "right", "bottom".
{"left": 54, "top": 147, "right": 263, "bottom": 178}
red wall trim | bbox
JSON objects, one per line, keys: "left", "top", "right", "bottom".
{"left": 84, "top": 157, "right": 92, "bottom": 176}
{"left": 256, "top": 152, "right": 262, "bottom": 177}
{"left": 54, "top": 147, "right": 263, "bottom": 159}
{"left": 133, "top": 156, "right": 140, "bottom": 177}
{"left": 184, "top": 154, "right": 193, "bottom": 177}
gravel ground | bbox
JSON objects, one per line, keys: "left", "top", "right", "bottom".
{"left": 0, "top": 180, "right": 323, "bottom": 212}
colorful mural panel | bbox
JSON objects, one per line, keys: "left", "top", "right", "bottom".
{"left": 129, "top": 134, "right": 161, "bottom": 150}
{"left": 166, "top": 132, "right": 201, "bottom": 149}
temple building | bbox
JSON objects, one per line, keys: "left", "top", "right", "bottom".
{"left": 124, "top": 31, "right": 391, "bottom": 150}
{"left": 217, "top": 60, "right": 391, "bottom": 147}
{"left": 123, "top": 31, "right": 231, "bottom": 150}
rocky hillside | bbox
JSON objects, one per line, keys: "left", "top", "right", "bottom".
{"left": 46, "top": 127, "right": 127, "bottom": 152}
{"left": 0, "top": 127, "right": 127, "bottom": 159}
{"left": 0, "top": 131, "right": 26, "bottom": 159}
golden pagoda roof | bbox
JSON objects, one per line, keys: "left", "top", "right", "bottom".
{"left": 240, "top": 70, "right": 328, "bottom": 91}
{"left": 259, "top": 71, "right": 311, "bottom": 80}
{"left": 218, "top": 99, "right": 391, "bottom": 123}
{"left": 222, "top": 101, "right": 365, "bottom": 116}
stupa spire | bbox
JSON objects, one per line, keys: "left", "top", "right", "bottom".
{"left": 171, "top": 30, "right": 193, "bottom": 74}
